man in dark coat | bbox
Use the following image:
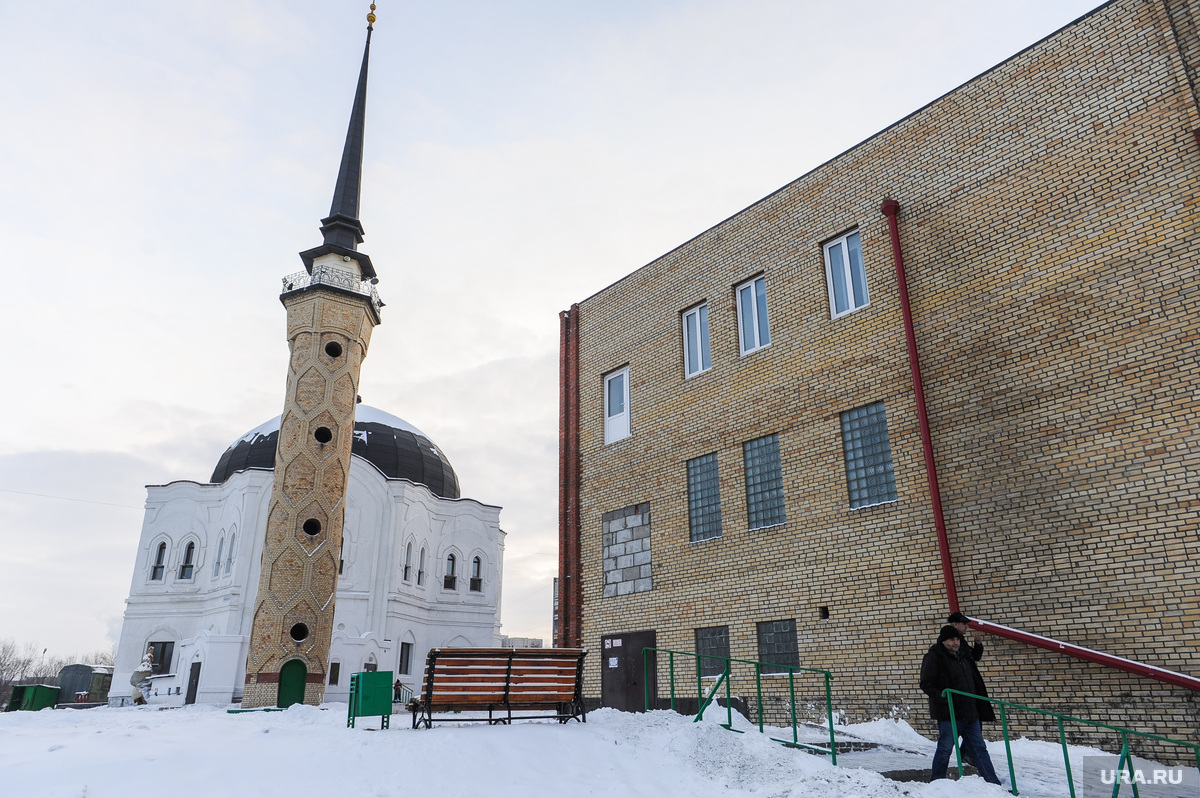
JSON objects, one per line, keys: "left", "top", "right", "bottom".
{"left": 920, "top": 625, "right": 1001, "bottom": 784}
{"left": 948, "top": 611, "right": 995, "bottom": 723}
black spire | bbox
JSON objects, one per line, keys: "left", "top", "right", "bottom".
{"left": 300, "top": 14, "right": 377, "bottom": 279}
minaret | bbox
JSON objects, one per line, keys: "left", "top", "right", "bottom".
{"left": 242, "top": 4, "right": 382, "bottom": 709}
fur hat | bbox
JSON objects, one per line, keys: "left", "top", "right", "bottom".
{"left": 938, "top": 624, "right": 964, "bottom": 643}
{"left": 947, "top": 611, "right": 970, "bottom": 625}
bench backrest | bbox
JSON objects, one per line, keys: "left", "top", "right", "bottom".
{"left": 420, "top": 648, "right": 586, "bottom": 708}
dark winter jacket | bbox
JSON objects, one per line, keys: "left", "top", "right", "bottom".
{"left": 957, "top": 639, "right": 996, "bottom": 723}
{"left": 919, "top": 642, "right": 979, "bottom": 722}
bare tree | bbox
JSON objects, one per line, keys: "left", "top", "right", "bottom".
{"left": 0, "top": 638, "right": 35, "bottom": 705}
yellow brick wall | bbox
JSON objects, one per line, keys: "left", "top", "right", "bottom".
{"left": 571, "top": 0, "right": 1200, "bottom": 755}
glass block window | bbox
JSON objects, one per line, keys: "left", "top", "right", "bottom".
{"left": 694, "top": 626, "right": 730, "bottom": 678}
{"left": 840, "top": 401, "right": 899, "bottom": 508}
{"left": 824, "top": 230, "right": 869, "bottom": 317}
{"left": 743, "top": 434, "right": 786, "bottom": 530}
{"left": 755, "top": 619, "right": 798, "bottom": 675}
{"left": 687, "top": 453, "right": 722, "bottom": 542}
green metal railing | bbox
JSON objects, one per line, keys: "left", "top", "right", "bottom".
{"left": 943, "top": 688, "right": 1200, "bottom": 797}
{"left": 643, "top": 647, "right": 837, "bottom": 764}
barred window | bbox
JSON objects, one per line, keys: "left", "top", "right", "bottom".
{"left": 743, "top": 434, "right": 786, "bottom": 529}
{"left": 694, "top": 626, "right": 730, "bottom": 678}
{"left": 755, "top": 619, "right": 798, "bottom": 675}
{"left": 687, "top": 453, "right": 722, "bottom": 542}
{"left": 840, "top": 401, "right": 899, "bottom": 508}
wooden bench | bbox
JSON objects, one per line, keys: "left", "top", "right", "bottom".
{"left": 411, "top": 647, "right": 588, "bottom": 729}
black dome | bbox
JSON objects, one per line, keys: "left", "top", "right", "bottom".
{"left": 209, "top": 406, "right": 460, "bottom": 498}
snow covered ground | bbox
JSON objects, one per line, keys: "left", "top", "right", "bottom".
{"left": 1, "top": 704, "right": 1194, "bottom": 798}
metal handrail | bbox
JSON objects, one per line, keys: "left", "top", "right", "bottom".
{"left": 943, "top": 688, "right": 1200, "bottom": 796}
{"left": 282, "top": 266, "right": 382, "bottom": 314}
{"left": 642, "top": 647, "right": 837, "bottom": 764}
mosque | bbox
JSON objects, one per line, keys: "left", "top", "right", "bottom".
{"left": 109, "top": 8, "right": 504, "bottom": 707}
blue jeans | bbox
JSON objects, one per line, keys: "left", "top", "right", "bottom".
{"left": 932, "top": 719, "right": 1001, "bottom": 784}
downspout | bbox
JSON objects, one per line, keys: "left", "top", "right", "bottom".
{"left": 879, "top": 199, "right": 959, "bottom": 612}
{"left": 557, "top": 305, "right": 582, "bottom": 648}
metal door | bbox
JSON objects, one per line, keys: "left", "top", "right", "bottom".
{"left": 600, "top": 630, "right": 656, "bottom": 712}
{"left": 277, "top": 659, "right": 307, "bottom": 708}
{"left": 185, "top": 662, "right": 201, "bottom": 705}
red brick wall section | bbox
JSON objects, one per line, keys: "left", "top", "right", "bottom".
{"left": 558, "top": 305, "right": 582, "bottom": 647}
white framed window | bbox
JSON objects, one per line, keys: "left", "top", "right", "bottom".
{"left": 604, "top": 367, "right": 630, "bottom": 444}
{"left": 212, "top": 537, "right": 224, "bottom": 578}
{"left": 824, "top": 230, "right": 869, "bottom": 318}
{"left": 470, "top": 556, "right": 483, "bottom": 592}
{"left": 444, "top": 553, "right": 457, "bottom": 590}
{"left": 736, "top": 276, "right": 771, "bottom": 355}
{"left": 178, "top": 542, "right": 195, "bottom": 580}
{"left": 417, "top": 547, "right": 426, "bottom": 586}
{"left": 403, "top": 541, "right": 413, "bottom": 582}
{"left": 682, "top": 304, "right": 711, "bottom": 377}
{"left": 224, "top": 532, "right": 235, "bottom": 575}
{"left": 150, "top": 542, "right": 166, "bottom": 581}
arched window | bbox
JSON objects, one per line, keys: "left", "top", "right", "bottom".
{"left": 444, "top": 553, "right": 457, "bottom": 590}
{"left": 225, "top": 533, "right": 235, "bottom": 575}
{"left": 150, "top": 543, "right": 166, "bottom": 581}
{"left": 417, "top": 547, "right": 426, "bottom": 586}
{"left": 403, "top": 542, "right": 413, "bottom": 582}
{"left": 213, "top": 538, "right": 225, "bottom": 578}
{"left": 179, "top": 542, "right": 195, "bottom": 579}
{"left": 470, "top": 556, "right": 483, "bottom": 592}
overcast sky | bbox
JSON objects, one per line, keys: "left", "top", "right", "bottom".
{"left": 0, "top": 0, "right": 1103, "bottom": 657}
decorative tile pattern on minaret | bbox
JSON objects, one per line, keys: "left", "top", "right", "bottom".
{"left": 242, "top": 7, "right": 382, "bottom": 709}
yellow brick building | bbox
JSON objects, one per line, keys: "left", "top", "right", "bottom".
{"left": 558, "top": 0, "right": 1200, "bottom": 749}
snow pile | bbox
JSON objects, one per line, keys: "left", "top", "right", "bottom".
{"left": 1, "top": 704, "right": 1184, "bottom": 798}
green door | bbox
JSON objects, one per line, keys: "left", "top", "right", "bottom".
{"left": 278, "top": 659, "right": 307, "bottom": 708}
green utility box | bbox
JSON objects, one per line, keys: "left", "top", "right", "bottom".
{"left": 347, "top": 670, "right": 394, "bottom": 729}
{"left": 6, "top": 684, "right": 61, "bottom": 712}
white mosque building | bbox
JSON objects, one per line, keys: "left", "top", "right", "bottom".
{"left": 109, "top": 10, "right": 504, "bottom": 707}
{"left": 110, "top": 408, "right": 504, "bottom": 707}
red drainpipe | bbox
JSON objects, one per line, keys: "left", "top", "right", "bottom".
{"left": 879, "top": 199, "right": 958, "bottom": 612}
{"left": 557, "top": 305, "right": 582, "bottom": 648}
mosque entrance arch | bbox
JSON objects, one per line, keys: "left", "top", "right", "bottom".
{"left": 277, "top": 660, "right": 307, "bottom": 708}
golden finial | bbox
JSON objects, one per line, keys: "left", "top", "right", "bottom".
{"left": 367, "top": 4, "right": 377, "bottom": 25}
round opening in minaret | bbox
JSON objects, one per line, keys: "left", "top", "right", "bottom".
{"left": 302, "top": 519, "right": 322, "bottom": 536}
{"left": 289, "top": 623, "right": 309, "bottom": 643}
{"left": 314, "top": 427, "right": 333, "bottom": 443}
{"left": 324, "top": 341, "right": 343, "bottom": 358}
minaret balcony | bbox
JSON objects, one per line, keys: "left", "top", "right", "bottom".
{"left": 281, "top": 266, "right": 383, "bottom": 315}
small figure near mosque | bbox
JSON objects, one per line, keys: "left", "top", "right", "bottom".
{"left": 130, "top": 648, "right": 154, "bottom": 705}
